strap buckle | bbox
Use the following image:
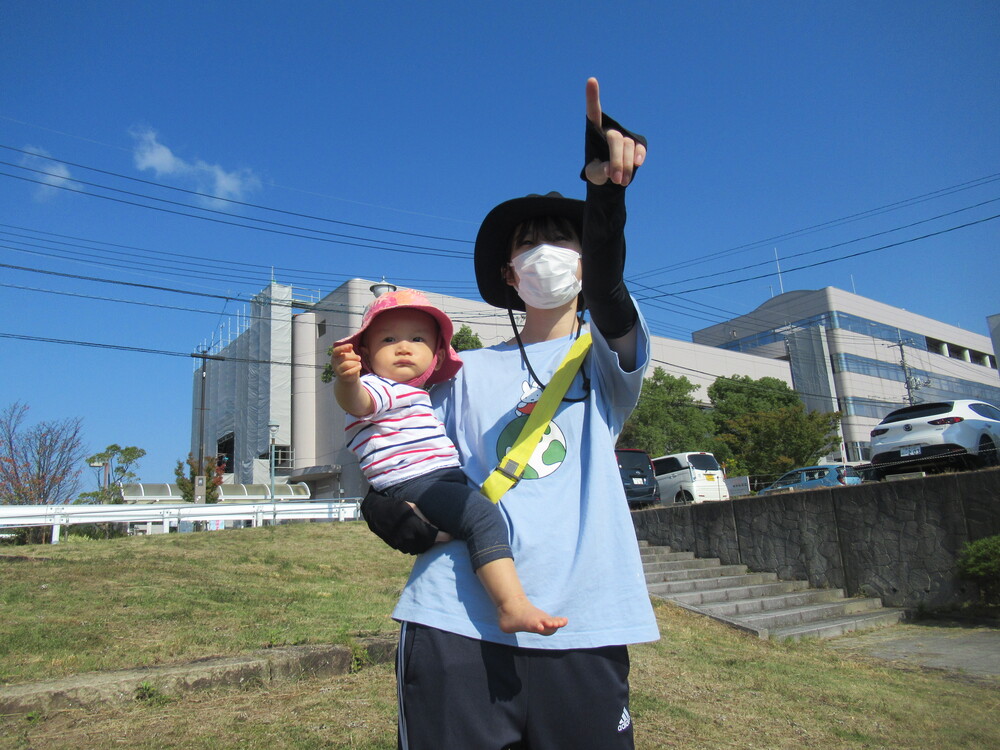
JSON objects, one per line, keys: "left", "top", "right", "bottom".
{"left": 495, "top": 458, "right": 523, "bottom": 486}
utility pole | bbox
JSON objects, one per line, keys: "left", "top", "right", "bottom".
{"left": 191, "top": 350, "right": 224, "bottom": 502}
{"left": 888, "top": 336, "right": 929, "bottom": 406}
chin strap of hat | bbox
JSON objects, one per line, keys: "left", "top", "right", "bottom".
{"left": 504, "top": 286, "right": 591, "bottom": 401}
{"left": 481, "top": 331, "right": 592, "bottom": 503}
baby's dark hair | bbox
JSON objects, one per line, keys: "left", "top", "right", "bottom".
{"left": 508, "top": 215, "right": 580, "bottom": 258}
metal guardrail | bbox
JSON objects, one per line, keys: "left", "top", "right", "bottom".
{"left": 0, "top": 501, "right": 363, "bottom": 544}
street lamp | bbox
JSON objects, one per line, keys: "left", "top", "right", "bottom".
{"left": 268, "top": 421, "right": 279, "bottom": 501}
{"left": 89, "top": 461, "right": 109, "bottom": 501}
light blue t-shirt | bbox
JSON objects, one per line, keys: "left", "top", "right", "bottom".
{"left": 392, "top": 314, "right": 660, "bottom": 650}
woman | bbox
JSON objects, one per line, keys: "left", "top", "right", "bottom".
{"left": 388, "top": 78, "right": 659, "bottom": 750}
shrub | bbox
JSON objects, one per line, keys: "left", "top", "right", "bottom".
{"left": 957, "top": 535, "right": 1000, "bottom": 604}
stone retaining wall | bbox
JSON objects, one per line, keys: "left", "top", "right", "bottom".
{"left": 631, "top": 468, "right": 1000, "bottom": 610}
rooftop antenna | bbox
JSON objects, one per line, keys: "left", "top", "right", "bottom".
{"left": 774, "top": 248, "right": 784, "bottom": 294}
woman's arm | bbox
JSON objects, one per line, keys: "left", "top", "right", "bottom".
{"left": 580, "top": 78, "right": 645, "bottom": 370}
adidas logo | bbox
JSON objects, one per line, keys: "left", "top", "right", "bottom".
{"left": 617, "top": 706, "right": 631, "bottom": 733}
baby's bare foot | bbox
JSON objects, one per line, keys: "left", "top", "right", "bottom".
{"left": 498, "top": 597, "right": 568, "bottom": 636}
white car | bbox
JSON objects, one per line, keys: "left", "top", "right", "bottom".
{"left": 869, "top": 399, "right": 1000, "bottom": 477}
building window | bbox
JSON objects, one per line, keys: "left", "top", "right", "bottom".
{"left": 274, "top": 446, "right": 294, "bottom": 471}
{"left": 217, "top": 433, "right": 235, "bottom": 474}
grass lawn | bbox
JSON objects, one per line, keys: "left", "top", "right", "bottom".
{"left": 1, "top": 522, "right": 998, "bottom": 749}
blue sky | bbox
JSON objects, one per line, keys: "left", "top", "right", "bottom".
{"left": 2, "top": 1, "right": 998, "bottom": 486}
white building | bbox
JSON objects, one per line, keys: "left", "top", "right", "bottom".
{"left": 692, "top": 287, "right": 1000, "bottom": 462}
{"left": 191, "top": 279, "right": 792, "bottom": 499}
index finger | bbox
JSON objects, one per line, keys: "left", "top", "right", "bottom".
{"left": 586, "top": 77, "right": 602, "bottom": 127}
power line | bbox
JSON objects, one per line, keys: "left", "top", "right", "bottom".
{"left": 0, "top": 222, "right": 481, "bottom": 295}
{"left": 5, "top": 142, "right": 996, "bottom": 344}
{"left": 0, "top": 143, "right": 474, "bottom": 245}
{"left": 636, "top": 172, "right": 1000, "bottom": 279}
{"left": 651, "top": 213, "right": 1000, "bottom": 297}
{"left": 632, "top": 196, "right": 1000, "bottom": 293}
{"left": 0, "top": 262, "right": 475, "bottom": 333}
{"left": 0, "top": 331, "right": 323, "bottom": 369}
{"left": 0, "top": 168, "right": 472, "bottom": 259}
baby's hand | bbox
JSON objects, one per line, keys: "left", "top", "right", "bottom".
{"left": 332, "top": 343, "right": 363, "bottom": 382}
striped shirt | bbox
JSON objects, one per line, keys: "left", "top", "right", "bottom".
{"left": 345, "top": 374, "right": 461, "bottom": 490}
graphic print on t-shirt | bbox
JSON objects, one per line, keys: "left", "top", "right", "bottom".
{"left": 493, "top": 380, "right": 567, "bottom": 479}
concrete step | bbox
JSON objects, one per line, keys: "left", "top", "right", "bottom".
{"left": 643, "top": 556, "right": 722, "bottom": 577}
{"left": 667, "top": 579, "right": 811, "bottom": 606}
{"left": 647, "top": 571, "right": 778, "bottom": 596}
{"left": 767, "top": 608, "right": 905, "bottom": 642}
{"left": 639, "top": 549, "right": 692, "bottom": 564}
{"left": 691, "top": 586, "right": 842, "bottom": 616}
{"left": 724, "top": 597, "right": 888, "bottom": 632}
{"left": 644, "top": 562, "right": 749, "bottom": 584}
{"left": 638, "top": 542, "right": 904, "bottom": 641}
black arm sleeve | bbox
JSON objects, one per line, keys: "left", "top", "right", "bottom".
{"left": 580, "top": 114, "right": 645, "bottom": 340}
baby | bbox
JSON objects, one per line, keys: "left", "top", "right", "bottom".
{"left": 332, "top": 288, "right": 566, "bottom": 635}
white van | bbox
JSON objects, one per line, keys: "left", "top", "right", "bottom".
{"left": 651, "top": 452, "right": 730, "bottom": 504}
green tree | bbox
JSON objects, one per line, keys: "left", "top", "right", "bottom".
{"left": 716, "top": 403, "right": 841, "bottom": 489}
{"left": 619, "top": 368, "right": 715, "bottom": 457}
{"left": 451, "top": 324, "right": 482, "bottom": 352}
{"left": 707, "top": 375, "right": 801, "bottom": 429}
{"left": 174, "top": 453, "right": 223, "bottom": 503}
{"left": 321, "top": 346, "right": 337, "bottom": 384}
{"left": 78, "top": 444, "right": 146, "bottom": 504}
{"left": 707, "top": 375, "right": 827, "bottom": 478}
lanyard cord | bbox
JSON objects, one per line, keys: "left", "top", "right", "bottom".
{"left": 505, "top": 299, "right": 592, "bottom": 403}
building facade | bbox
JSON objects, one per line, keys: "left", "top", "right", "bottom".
{"left": 190, "top": 278, "right": 793, "bottom": 499}
{"left": 692, "top": 287, "right": 1000, "bottom": 462}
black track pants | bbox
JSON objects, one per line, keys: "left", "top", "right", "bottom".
{"left": 396, "top": 622, "right": 635, "bottom": 750}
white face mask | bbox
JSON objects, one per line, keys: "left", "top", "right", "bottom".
{"left": 510, "top": 243, "right": 582, "bottom": 309}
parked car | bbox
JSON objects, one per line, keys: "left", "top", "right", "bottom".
{"left": 869, "top": 400, "right": 1000, "bottom": 477}
{"left": 615, "top": 448, "right": 661, "bottom": 508}
{"left": 757, "top": 464, "right": 863, "bottom": 496}
{"left": 651, "top": 451, "right": 729, "bottom": 504}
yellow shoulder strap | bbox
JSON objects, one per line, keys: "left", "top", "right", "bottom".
{"left": 480, "top": 333, "right": 592, "bottom": 503}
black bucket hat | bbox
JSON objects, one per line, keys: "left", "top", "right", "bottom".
{"left": 473, "top": 191, "right": 584, "bottom": 311}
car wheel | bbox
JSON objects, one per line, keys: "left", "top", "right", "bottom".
{"left": 979, "top": 435, "right": 999, "bottom": 467}
{"left": 675, "top": 490, "right": 693, "bottom": 504}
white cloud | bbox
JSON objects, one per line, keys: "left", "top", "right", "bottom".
{"left": 20, "top": 146, "right": 77, "bottom": 202}
{"left": 130, "top": 127, "right": 261, "bottom": 207}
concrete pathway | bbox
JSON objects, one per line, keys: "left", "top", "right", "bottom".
{"left": 827, "top": 619, "right": 1000, "bottom": 683}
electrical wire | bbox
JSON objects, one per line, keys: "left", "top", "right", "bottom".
{"left": 655, "top": 213, "right": 1000, "bottom": 296}
{"left": 0, "top": 222, "right": 482, "bottom": 296}
{"left": 632, "top": 197, "right": 1000, "bottom": 297}
{"left": 0, "top": 331, "right": 322, "bottom": 369}
{"left": 0, "top": 168, "right": 472, "bottom": 259}
{"left": 0, "top": 143, "right": 474, "bottom": 245}
{"left": 636, "top": 172, "right": 1000, "bottom": 278}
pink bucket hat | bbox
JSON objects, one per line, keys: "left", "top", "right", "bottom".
{"left": 335, "top": 288, "right": 463, "bottom": 386}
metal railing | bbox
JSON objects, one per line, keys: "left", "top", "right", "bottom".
{"left": 0, "top": 501, "right": 363, "bottom": 544}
